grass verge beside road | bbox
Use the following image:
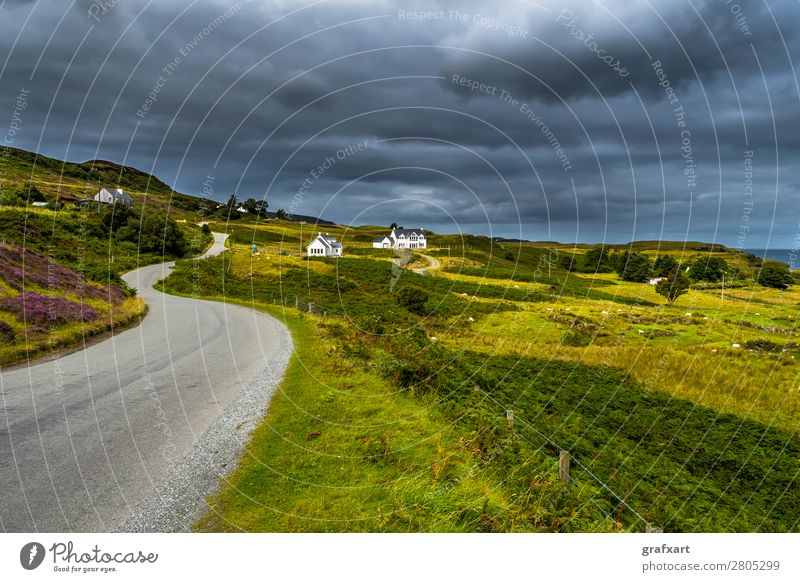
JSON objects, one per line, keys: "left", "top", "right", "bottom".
{"left": 175, "top": 297, "right": 617, "bottom": 533}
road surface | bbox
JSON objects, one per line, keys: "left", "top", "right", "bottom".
{"left": 413, "top": 252, "right": 441, "bottom": 274}
{"left": 0, "top": 233, "right": 292, "bottom": 531}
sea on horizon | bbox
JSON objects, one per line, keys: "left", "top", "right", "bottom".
{"left": 744, "top": 248, "right": 798, "bottom": 269}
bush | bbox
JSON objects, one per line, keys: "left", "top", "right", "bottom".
{"left": 562, "top": 329, "right": 591, "bottom": 346}
{"left": 396, "top": 286, "right": 429, "bottom": 315}
{"left": 560, "top": 254, "right": 578, "bottom": 272}
{"left": 616, "top": 251, "right": 652, "bottom": 283}
{"left": 743, "top": 339, "right": 798, "bottom": 352}
{"left": 757, "top": 262, "right": 793, "bottom": 290}
{"left": 688, "top": 256, "right": 728, "bottom": 282}
{"left": 0, "top": 320, "right": 14, "bottom": 341}
{"left": 115, "top": 212, "right": 188, "bottom": 257}
{"left": 584, "top": 247, "right": 614, "bottom": 273}
{"left": 1, "top": 291, "right": 99, "bottom": 326}
{"left": 653, "top": 255, "right": 679, "bottom": 277}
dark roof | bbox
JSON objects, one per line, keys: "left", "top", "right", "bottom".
{"left": 99, "top": 187, "right": 132, "bottom": 200}
{"left": 315, "top": 234, "right": 341, "bottom": 248}
{"left": 393, "top": 228, "right": 424, "bottom": 236}
{"left": 373, "top": 236, "right": 390, "bottom": 242}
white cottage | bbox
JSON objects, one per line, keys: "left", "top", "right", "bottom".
{"left": 94, "top": 187, "right": 133, "bottom": 207}
{"left": 307, "top": 232, "right": 343, "bottom": 257}
{"left": 372, "top": 235, "right": 392, "bottom": 249}
{"left": 390, "top": 227, "right": 426, "bottom": 249}
{"left": 373, "top": 227, "right": 427, "bottom": 249}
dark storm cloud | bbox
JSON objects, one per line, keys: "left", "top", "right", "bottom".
{"left": 1, "top": 0, "right": 799, "bottom": 245}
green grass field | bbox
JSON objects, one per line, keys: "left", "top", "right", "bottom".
{"left": 159, "top": 219, "right": 800, "bottom": 532}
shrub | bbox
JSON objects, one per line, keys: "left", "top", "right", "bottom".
{"left": 584, "top": 247, "right": 614, "bottom": 273}
{"left": 396, "top": 286, "right": 429, "bottom": 315}
{"left": 562, "top": 329, "right": 591, "bottom": 346}
{"left": 653, "top": 255, "right": 679, "bottom": 277}
{"left": 742, "top": 339, "right": 798, "bottom": 352}
{"left": 0, "top": 320, "right": 14, "bottom": 341}
{"left": 560, "top": 254, "right": 578, "bottom": 272}
{"left": 115, "top": 212, "right": 188, "bottom": 257}
{"left": 615, "top": 251, "right": 652, "bottom": 283}
{"left": 688, "top": 256, "right": 728, "bottom": 282}
{"left": 1, "top": 291, "right": 99, "bottom": 326}
{"left": 757, "top": 262, "right": 793, "bottom": 290}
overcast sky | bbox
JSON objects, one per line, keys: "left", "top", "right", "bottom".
{"left": 2, "top": 0, "right": 799, "bottom": 246}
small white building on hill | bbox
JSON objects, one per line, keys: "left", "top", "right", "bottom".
{"left": 94, "top": 187, "right": 133, "bottom": 207}
{"left": 372, "top": 227, "right": 427, "bottom": 249}
{"left": 307, "top": 232, "right": 343, "bottom": 257}
{"left": 372, "top": 235, "right": 392, "bottom": 248}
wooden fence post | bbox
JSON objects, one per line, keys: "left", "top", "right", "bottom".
{"left": 506, "top": 409, "right": 514, "bottom": 430}
{"left": 559, "top": 450, "right": 571, "bottom": 483}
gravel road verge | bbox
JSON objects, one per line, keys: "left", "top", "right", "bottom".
{"left": 117, "top": 323, "right": 293, "bottom": 532}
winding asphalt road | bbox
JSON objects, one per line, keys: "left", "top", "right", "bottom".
{"left": 0, "top": 233, "right": 292, "bottom": 532}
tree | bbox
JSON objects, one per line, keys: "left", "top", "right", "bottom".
{"left": 504, "top": 251, "right": 515, "bottom": 262}
{"left": 254, "top": 200, "right": 269, "bottom": 218}
{"left": 115, "top": 212, "right": 188, "bottom": 257}
{"left": 100, "top": 203, "right": 135, "bottom": 234}
{"left": 22, "top": 184, "right": 46, "bottom": 203}
{"left": 757, "top": 261, "right": 794, "bottom": 290}
{"left": 560, "top": 253, "right": 578, "bottom": 271}
{"left": 390, "top": 222, "right": 397, "bottom": 229}
{"left": 616, "top": 251, "right": 652, "bottom": 283}
{"left": 584, "top": 246, "right": 614, "bottom": 273}
{"left": 241, "top": 198, "right": 259, "bottom": 214}
{"left": 275, "top": 208, "right": 287, "bottom": 220}
{"left": 653, "top": 254, "right": 679, "bottom": 277}
{"left": 655, "top": 270, "right": 691, "bottom": 304}
{"left": 200, "top": 223, "right": 211, "bottom": 236}
{"left": 688, "top": 256, "right": 727, "bottom": 282}
{"left": 220, "top": 194, "right": 240, "bottom": 220}
{"left": 396, "top": 286, "right": 429, "bottom": 315}
{"left": 1, "top": 184, "right": 45, "bottom": 206}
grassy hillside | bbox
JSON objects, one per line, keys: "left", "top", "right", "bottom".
{"left": 0, "top": 242, "right": 145, "bottom": 365}
{"left": 160, "top": 219, "right": 800, "bottom": 532}
{"left": 0, "top": 147, "right": 213, "bottom": 366}
{"left": 0, "top": 145, "right": 211, "bottom": 215}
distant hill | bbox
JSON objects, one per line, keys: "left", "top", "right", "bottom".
{"left": 492, "top": 236, "right": 531, "bottom": 243}
{"left": 0, "top": 146, "right": 335, "bottom": 225}
{"left": 0, "top": 146, "right": 211, "bottom": 215}
{"left": 265, "top": 211, "right": 335, "bottom": 225}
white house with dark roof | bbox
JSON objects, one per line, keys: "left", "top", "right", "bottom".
{"left": 94, "top": 187, "right": 133, "bottom": 207}
{"left": 372, "top": 235, "right": 392, "bottom": 248}
{"left": 307, "top": 232, "right": 343, "bottom": 257}
{"left": 389, "top": 227, "right": 426, "bottom": 249}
